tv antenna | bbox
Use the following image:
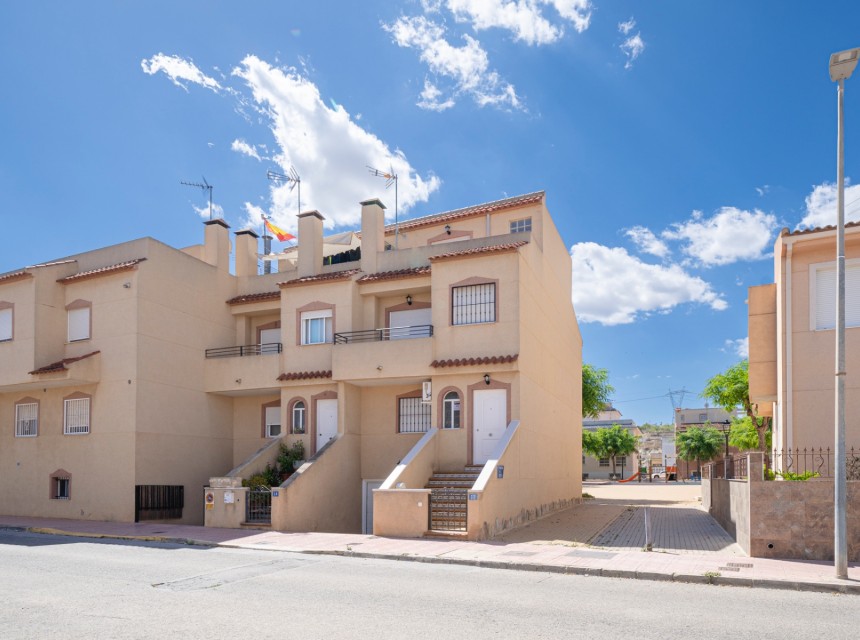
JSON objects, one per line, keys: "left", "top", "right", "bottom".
{"left": 267, "top": 167, "right": 301, "bottom": 216}
{"left": 367, "top": 165, "right": 398, "bottom": 249}
{"left": 180, "top": 177, "right": 214, "bottom": 220}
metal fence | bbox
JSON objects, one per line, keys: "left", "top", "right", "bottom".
{"left": 706, "top": 456, "right": 748, "bottom": 480}
{"left": 205, "top": 342, "right": 282, "bottom": 358}
{"left": 246, "top": 487, "right": 272, "bottom": 524}
{"left": 769, "top": 447, "right": 860, "bottom": 479}
{"left": 135, "top": 485, "right": 184, "bottom": 522}
{"left": 334, "top": 325, "right": 433, "bottom": 344}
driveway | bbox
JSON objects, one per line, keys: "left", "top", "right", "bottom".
{"left": 497, "top": 482, "right": 744, "bottom": 556}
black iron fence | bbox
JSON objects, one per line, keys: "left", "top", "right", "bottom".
{"left": 769, "top": 447, "right": 860, "bottom": 479}
{"left": 135, "top": 485, "right": 184, "bottom": 522}
{"left": 205, "top": 342, "right": 282, "bottom": 358}
{"left": 246, "top": 487, "right": 272, "bottom": 524}
{"left": 334, "top": 325, "right": 433, "bottom": 344}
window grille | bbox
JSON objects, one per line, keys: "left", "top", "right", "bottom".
{"left": 54, "top": 477, "right": 70, "bottom": 500}
{"left": 399, "top": 397, "right": 431, "bottom": 433}
{"left": 64, "top": 397, "right": 90, "bottom": 435}
{"left": 452, "top": 283, "right": 495, "bottom": 325}
{"left": 292, "top": 401, "right": 306, "bottom": 434}
{"left": 599, "top": 458, "right": 610, "bottom": 467}
{"left": 15, "top": 403, "right": 38, "bottom": 437}
{"left": 442, "top": 392, "right": 461, "bottom": 429}
{"left": 510, "top": 218, "right": 532, "bottom": 233}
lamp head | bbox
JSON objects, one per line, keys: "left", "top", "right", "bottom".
{"left": 830, "top": 48, "right": 860, "bottom": 82}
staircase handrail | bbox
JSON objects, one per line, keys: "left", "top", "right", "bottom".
{"left": 380, "top": 427, "right": 438, "bottom": 490}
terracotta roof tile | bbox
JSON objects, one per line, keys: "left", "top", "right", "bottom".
{"left": 278, "top": 269, "right": 359, "bottom": 288}
{"left": 29, "top": 351, "right": 101, "bottom": 375}
{"left": 357, "top": 266, "right": 431, "bottom": 283}
{"left": 430, "top": 354, "right": 518, "bottom": 368}
{"left": 57, "top": 259, "right": 146, "bottom": 284}
{"left": 0, "top": 270, "right": 32, "bottom": 284}
{"left": 226, "top": 291, "right": 281, "bottom": 305}
{"left": 277, "top": 370, "right": 333, "bottom": 381}
{"left": 785, "top": 221, "right": 860, "bottom": 237}
{"left": 385, "top": 192, "right": 544, "bottom": 235}
{"left": 428, "top": 241, "right": 527, "bottom": 263}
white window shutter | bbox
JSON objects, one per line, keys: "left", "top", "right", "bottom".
{"left": 0, "top": 308, "right": 11, "bottom": 341}
{"left": 68, "top": 307, "right": 90, "bottom": 341}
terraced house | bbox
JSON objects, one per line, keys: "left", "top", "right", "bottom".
{"left": 0, "top": 192, "right": 582, "bottom": 540}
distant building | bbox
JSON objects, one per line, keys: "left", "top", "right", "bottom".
{"left": 582, "top": 406, "right": 641, "bottom": 480}
{"left": 674, "top": 406, "right": 739, "bottom": 478}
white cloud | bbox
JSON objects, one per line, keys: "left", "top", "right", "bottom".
{"left": 799, "top": 179, "right": 860, "bottom": 229}
{"left": 570, "top": 242, "right": 727, "bottom": 325}
{"left": 618, "top": 18, "right": 635, "bottom": 35}
{"left": 724, "top": 337, "right": 749, "bottom": 358}
{"left": 141, "top": 53, "right": 221, "bottom": 92}
{"left": 755, "top": 184, "right": 770, "bottom": 197}
{"left": 383, "top": 16, "right": 521, "bottom": 110}
{"left": 446, "top": 0, "right": 592, "bottom": 45}
{"left": 231, "top": 55, "right": 441, "bottom": 229}
{"left": 192, "top": 202, "right": 224, "bottom": 220}
{"left": 625, "top": 225, "right": 669, "bottom": 258}
{"left": 619, "top": 19, "right": 645, "bottom": 70}
{"left": 662, "top": 207, "right": 778, "bottom": 267}
{"left": 231, "top": 139, "right": 262, "bottom": 161}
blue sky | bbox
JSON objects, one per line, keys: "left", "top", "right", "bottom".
{"left": 3, "top": 1, "right": 860, "bottom": 424}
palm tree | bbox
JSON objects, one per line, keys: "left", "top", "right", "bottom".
{"left": 676, "top": 426, "right": 723, "bottom": 478}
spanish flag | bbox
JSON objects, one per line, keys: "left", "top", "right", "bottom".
{"left": 264, "top": 219, "right": 296, "bottom": 242}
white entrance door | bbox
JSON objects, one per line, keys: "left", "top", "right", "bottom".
{"left": 316, "top": 398, "right": 338, "bottom": 452}
{"left": 363, "top": 480, "right": 383, "bottom": 534}
{"left": 472, "top": 389, "right": 507, "bottom": 464}
{"left": 389, "top": 308, "right": 432, "bottom": 340}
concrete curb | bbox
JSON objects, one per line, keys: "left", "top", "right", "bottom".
{"left": 20, "top": 526, "right": 860, "bottom": 596}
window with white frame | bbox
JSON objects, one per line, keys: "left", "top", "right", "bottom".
{"left": 67, "top": 305, "right": 91, "bottom": 342}
{"left": 291, "top": 401, "right": 306, "bottom": 434}
{"left": 811, "top": 261, "right": 860, "bottom": 330}
{"left": 301, "top": 309, "right": 333, "bottom": 345}
{"left": 510, "top": 218, "right": 532, "bottom": 233}
{"left": 442, "top": 391, "right": 461, "bottom": 429}
{"left": 452, "top": 283, "right": 496, "bottom": 325}
{"left": 64, "top": 397, "right": 90, "bottom": 435}
{"left": 598, "top": 458, "right": 610, "bottom": 467}
{"left": 15, "top": 402, "right": 38, "bottom": 437}
{"left": 265, "top": 405, "right": 281, "bottom": 438}
{"left": 0, "top": 304, "right": 12, "bottom": 342}
{"left": 399, "top": 397, "right": 431, "bottom": 433}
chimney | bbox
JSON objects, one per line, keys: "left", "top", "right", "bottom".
{"left": 234, "top": 229, "right": 259, "bottom": 278}
{"left": 360, "top": 198, "right": 386, "bottom": 274}
{"left": 203, "top": 219, "right": 231, "bottom": 271}
{"left": 297, "top": 211, "right": 324, "bottom": 278}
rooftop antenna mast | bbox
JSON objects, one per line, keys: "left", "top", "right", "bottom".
{"left": 180, "top": 177, "right": 214, "bottom": 220}
{"left": 267, "top": 166, "right": 301, "bottom": 216}
{"left": 264, "top": 167, "right": 301, "bottom": 275}
{"left": 367, "top": 165, "right": 398, "bottom": 249}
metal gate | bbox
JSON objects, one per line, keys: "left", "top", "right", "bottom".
{"left": 246, "top": 487, "right": 272, "bottom": 524}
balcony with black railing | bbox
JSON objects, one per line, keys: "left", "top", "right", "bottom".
{"left": 205, "top": 342, "right": 283, "bottom": 359}
{"left": 334, "top": 325, "right": 433, "bottom": 344}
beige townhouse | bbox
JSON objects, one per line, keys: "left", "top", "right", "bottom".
{"left": 0, "top": 191, "right": 582, "bottom": 539}
{"left": 749, "top": 223, "right": 860, "bottom": 454}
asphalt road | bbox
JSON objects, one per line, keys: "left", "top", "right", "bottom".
{"left": 0, "top": 529, "right": 857, "bottom": 640}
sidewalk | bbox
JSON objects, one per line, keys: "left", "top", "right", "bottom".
{"left": 2, "top": 485, "right": 858, "bottom": 595}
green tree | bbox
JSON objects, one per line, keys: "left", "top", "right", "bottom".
{"left": 676, "top": 426, "right": 723, "bottom": 477}
{"left": 583, "top": 425, "right": 638, "bottom": 478}
{"left": 582, "top": 363, "right": 614, "bottom": 419}
{"left": 702, "top": 359, "right": 771, "bottom": 451}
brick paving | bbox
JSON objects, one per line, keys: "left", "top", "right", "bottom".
{"left": 2, "top": 482, "right": 858, "bottom": 594}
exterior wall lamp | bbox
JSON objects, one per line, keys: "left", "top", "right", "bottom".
{"left": 483, "top": 374, "right": 491, "bottom": 385}
{"left": 445, "top": 224, "right": 451, "bottom": 235}
{"left": 406, "top": 295, "right": 413, "bottom": 306}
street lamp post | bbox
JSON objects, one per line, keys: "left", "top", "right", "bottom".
{"left": 828, "top": 46, "right": 859, "bottom": 580}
